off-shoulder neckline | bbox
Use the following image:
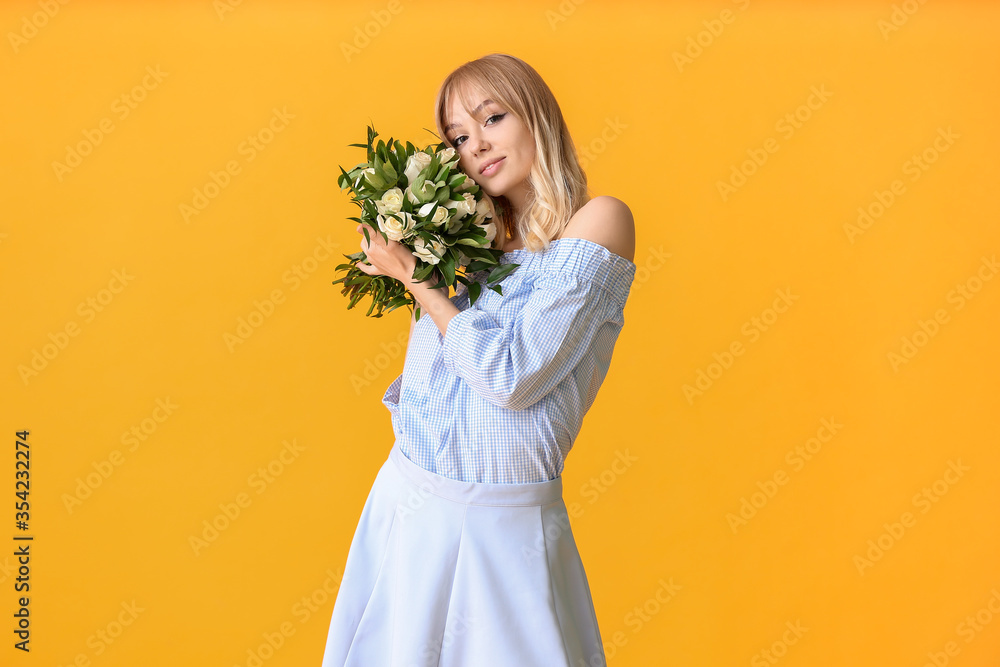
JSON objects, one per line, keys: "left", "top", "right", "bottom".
{"left": 500, "top": 236, "right": 637, "bottom": 269}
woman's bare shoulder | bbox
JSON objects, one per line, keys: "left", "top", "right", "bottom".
{"left": 561, "top": 196, "right": 636, "bottom": 262}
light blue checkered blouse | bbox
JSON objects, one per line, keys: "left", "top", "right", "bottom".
{"left": 380, "top": 235, "right": 637, "bottom": 484}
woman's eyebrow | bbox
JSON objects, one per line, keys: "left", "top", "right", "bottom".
{"left": 445, "top": 99, "right": 495, "bottom": 132}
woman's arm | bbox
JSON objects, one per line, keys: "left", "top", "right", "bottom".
{"left": 440, "top": 271, "right": 620, "bottom": 411}
{"left": 353, "top": 221, "right": 460, "bottom": 338}
{"left": 409, "top": 278, "right": 459, "bottom": 337}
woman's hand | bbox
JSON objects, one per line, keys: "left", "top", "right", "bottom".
{"left": 355, "top": 222, "right": 418, "bottom": 285}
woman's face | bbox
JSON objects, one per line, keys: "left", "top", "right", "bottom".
{"left": 444, "top": 85, "right": 535, "bottom": 211}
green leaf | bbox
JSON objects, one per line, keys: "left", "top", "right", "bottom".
{"left": 382, "top": 160, "right": 398, "bottom": 182}
{"left": 455, "top": 231, "right": 488, "bottom": 246}
{"left": 412, "top": 262, "right": 436, "bottom": 281}
{"left": 464, "top": 260, "right": 492, "bottom": 272}
{"left": 468, "top": 281, "right": 482, "bottom": 303}
{"left": 460, "top": 246, "right": 493, "bottom": 260}
{"left": 440, "top": 255, "right": 455, "bottom": 284}
{"left": 434, "top": 186, "right": 451, "bottom": 204}
{"left": 486, "top": 261, "right": 519, "bottom": 284}
{"left": 428, "top": 272, "right": 447, "bottom": 290}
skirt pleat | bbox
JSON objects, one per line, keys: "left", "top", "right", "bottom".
{"left": 321, "top": 443, "right": 606, "bottom": 667}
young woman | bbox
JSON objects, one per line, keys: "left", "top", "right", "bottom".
{"left": 321, "top": 53, "right": 636, "bottom": 667}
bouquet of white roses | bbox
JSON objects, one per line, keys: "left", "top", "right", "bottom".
{"left": 333, "top": 125, "right": 519, "bottom": 319}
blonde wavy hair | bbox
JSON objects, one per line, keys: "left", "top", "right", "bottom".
{"left": 433, "top": 53, "right": 590, "bottom": 253}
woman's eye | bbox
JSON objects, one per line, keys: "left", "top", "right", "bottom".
{"left": 453, "top": 113, "right": 506, "bottom": 148}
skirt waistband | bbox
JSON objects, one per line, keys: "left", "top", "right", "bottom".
{"left": 388, "top": 443, "right": 563, "bottom": 507}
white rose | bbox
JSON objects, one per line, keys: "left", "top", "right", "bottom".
{"left": 377, "top": 211, "right": 415, "bottom": 242}
{"left": 404, "top": 151, "right": 433, "bottom": 184}
{"left": 417, "top": 201, "right": 450, "bottom": 226}
{"left": 473, "top": 196, "right": 494, "bottom": 224}
{"left": 363, "top": 166, "right": 392, "bottom": 190}
{"left": 375, "top": 187, "right": 404, "bottom": 215}
{"left": 453, "top": 173, "right": 475, "bottom": 191}
{"left": 437, "top": 146, "right": 457, "bottom": 164}
{"left": 405, "top": 185, "right": 419, "bottom": 205}
{"left": 411, "top": 236, "right": 446, "bottom": 265}
{"left": 444, "top": 192, "right": 476, "bottom": 217}
{"left": 361, "top": 167, "right": 376, "bottom": 187}
{"left": 406, "top": 178, "right": 445, "bottom": 205}
{"left": 478, "top": 221, "right": 497, "bottom": 243}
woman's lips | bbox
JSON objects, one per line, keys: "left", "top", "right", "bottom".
{"left": 481, "top": 157, "right": 504, "bottom": 175}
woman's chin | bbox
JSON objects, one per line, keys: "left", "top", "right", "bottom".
{"left": 473, "top": 184, "right": 494, "bottom": 198}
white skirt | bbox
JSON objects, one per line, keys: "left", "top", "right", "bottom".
{"left": 320, "top": 442, "right": 607, "bottom": 667}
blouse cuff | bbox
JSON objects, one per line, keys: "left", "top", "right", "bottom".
{"left": 441, "top": 309, "right": 474, "bottom": 378}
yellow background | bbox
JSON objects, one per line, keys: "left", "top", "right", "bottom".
{"left": 2, "top": 0, "right": 999, "bottom": 665}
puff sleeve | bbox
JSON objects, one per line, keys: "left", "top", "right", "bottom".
{"left": 440, "top": 271, "right": 620, "bottom": 411}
